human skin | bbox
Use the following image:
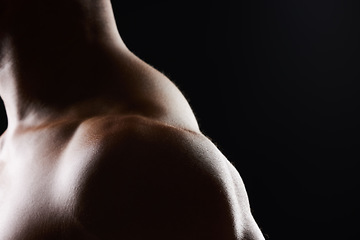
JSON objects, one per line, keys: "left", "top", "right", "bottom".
{"left": 0, "top": 0, "right": 265, "bottom": 239}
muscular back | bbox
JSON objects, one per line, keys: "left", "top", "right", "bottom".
{"left": 0, "top": 0, "right": 265, "bottom": 238}
{"left": 0, "top": 115, "right": 264, "bottom": 239}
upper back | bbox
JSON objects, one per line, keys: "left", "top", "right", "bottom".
{"left": 0, "top": 115, "right": 264, "bottom": 239}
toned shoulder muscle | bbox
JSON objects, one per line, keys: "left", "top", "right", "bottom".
{"left": 72, "top": 115, "right": 264, "bottom": 240}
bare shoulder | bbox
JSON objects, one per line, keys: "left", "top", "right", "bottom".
{"left": 72, "top": 115, "right": 264, "bottom": 240}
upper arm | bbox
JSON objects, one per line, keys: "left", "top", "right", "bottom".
{"left": 76, "top": 117, "right": 265, "bottom": 240}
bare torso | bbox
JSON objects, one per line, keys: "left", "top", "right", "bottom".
{"left": 0, "top": 47, "right": 266, "bottom": 239}
{"left": 0, "top": 113, "right": 265, "bottom": 239}
{"left": 0, "top": 0, "right": 265, "bottom": 238}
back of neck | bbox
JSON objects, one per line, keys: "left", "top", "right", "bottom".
{"left": 0, "top": 0, "right": 129, "bottom": 127}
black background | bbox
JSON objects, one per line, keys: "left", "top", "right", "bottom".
{"left": 1, "top": 0, "right": 360, "bottom": 239}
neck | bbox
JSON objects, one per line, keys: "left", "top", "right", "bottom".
{"left": 0, "top": 0, "right": 130, "bottom": 131}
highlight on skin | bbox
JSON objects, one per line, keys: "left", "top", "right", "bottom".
{"left": 0, "top": 0, "right": 266, "bottom": 239}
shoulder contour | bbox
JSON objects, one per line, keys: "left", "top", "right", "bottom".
{"left": 73, "top": 115, "right": 262, "bottom": 239}
{"left": 74, "top": 114, "right": 201, "bottom": 156}
{"left": 77, "top": 114, "right": 230, "bottom": 179}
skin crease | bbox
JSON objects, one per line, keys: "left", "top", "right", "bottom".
{"left": 0, "top": 0, "right": 265, "bottom": 239}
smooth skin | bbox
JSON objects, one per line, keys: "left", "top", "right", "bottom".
{"left": 0, "top": 0, "right": 265, "bottom": 239}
